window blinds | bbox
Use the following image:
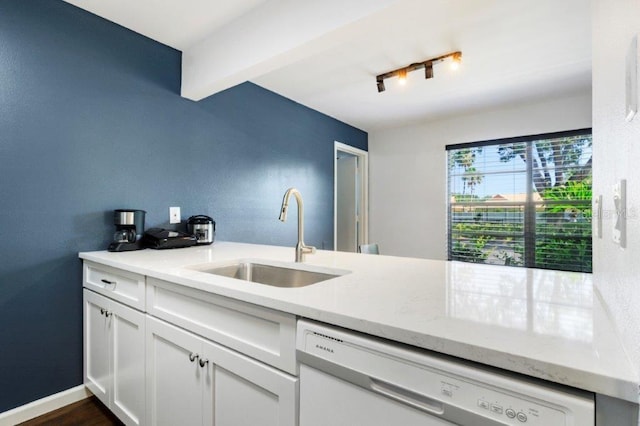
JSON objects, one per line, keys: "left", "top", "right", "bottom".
{"left": 447, "top": 130, "right": 592, "bottom": 272}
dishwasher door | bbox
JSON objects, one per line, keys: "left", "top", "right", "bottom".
{"left": 297, "top": 320, "right": 595, "bottom": 426}
{"left": 301, "top": 364, "right": 455, "bottom": 426}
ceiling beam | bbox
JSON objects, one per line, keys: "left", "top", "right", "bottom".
{"left": 181, "top": 0, "right": 400, "bottom": 101}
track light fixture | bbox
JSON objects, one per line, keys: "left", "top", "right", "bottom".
{"left": 376, "top": 51, "right": 462, "bottom": 93}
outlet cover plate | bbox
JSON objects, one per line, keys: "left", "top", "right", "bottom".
{"left": 594, "top": 195, "right": 603, "bottom": 239}
{"left": 169, "top": 207, "right": 181, "bottom": 224}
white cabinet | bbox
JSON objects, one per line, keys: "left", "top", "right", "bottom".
{"left": 146, "top": 316, "right": 298, "bottom": 426}
{"left": 145, "top": 315, "right": 205, "bottom": 426}
{"left": 85, "top": 289, "right": 110, "bottom": 404}
{"left": 84, "top": 289, "right": 146, "bottom": 426}
{"left": 83, "top": 260, "right": 300, "bottom": 426}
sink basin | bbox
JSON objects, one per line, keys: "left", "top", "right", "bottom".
{"left": 192, "top": 261, "right": 344, "bottom": 288}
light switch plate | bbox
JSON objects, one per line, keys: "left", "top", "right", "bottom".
{"left": 169, "top": 206, "right": 181, "bottom": 224}
{"left": 612, "top": 181, "right": 626, "bottom": 247}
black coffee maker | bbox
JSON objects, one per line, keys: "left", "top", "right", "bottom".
{"left": 108, "top": 209, "right": 146, "bottom": 252}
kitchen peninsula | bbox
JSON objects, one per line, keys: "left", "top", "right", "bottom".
{"left": 80, "top": 242, "right": 637, "bottom": 403}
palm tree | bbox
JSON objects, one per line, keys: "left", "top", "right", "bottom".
{"left": 462, "top": 167, "right": 483, "bottom": 196}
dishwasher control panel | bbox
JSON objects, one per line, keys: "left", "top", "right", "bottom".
{"left": 446, "top": 376, "right": 562, "bottom": 424}
{"left": 297, "top": 320, "right": 595, "bottom": 426}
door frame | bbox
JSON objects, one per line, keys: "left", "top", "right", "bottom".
{"left": 334, "top": 141, "right": 369, "bottom": 251}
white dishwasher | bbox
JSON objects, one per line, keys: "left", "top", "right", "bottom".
{"left": 296, "top": 320, "right": 594, "bottom": 426}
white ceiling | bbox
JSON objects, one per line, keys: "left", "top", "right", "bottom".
{"left": 64, "top": 0, "right": 591, "bottom": 131}
{"left": 64, "top": 0, "right": 272, "bottom": 50}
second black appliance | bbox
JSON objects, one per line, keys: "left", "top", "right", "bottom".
{"left": 143, "top": 228, "right": 198, "bottom": 249}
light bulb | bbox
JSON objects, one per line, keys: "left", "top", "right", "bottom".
{"left": 450, "top": 53, "right": 462, "bottom": 71}
{"left": 397, "top": 69, "right": 408, "bottom": 85}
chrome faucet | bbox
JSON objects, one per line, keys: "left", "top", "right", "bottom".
{"left": 279, "top": 188, "right": 316, "bottom": 262}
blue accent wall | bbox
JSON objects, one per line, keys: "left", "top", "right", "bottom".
{"left": 0, "top": 0, "right": 367, "bottom": 412}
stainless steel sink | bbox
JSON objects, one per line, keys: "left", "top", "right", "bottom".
{"left": 195, "top": 261, "right": 343, "bottom": 288}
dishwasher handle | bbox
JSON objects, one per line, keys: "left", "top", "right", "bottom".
{"left": 370, "top": 377, "right": 445, "bottom": 416}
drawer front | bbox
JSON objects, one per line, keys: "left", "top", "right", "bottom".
{"left": 84, "top": 261, "right": 145, "bottom": 311}
{"left": 147, "top": 278, "right": 297, "bottom": 375}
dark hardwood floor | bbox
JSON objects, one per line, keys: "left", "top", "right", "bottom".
{"left": 18, "top": 396, "right": 123, "bottom": 426}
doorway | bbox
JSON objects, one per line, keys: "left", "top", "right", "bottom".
{"left": 334, "top": 142, "right": 368, "bottom": 252}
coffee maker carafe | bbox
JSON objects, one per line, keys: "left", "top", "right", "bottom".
{"left": 108, "top": 209, "right": 146, "bottom": 252}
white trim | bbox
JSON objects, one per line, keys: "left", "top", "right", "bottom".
{"left": 0, "top": 385, "right": 91, "bottom": 426}
{"left": 334, "top": 141, "right": 369, "bottom": 251}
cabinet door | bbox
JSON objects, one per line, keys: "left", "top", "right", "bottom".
{"left": 111, "top": 301, "right": 146, "bottom": 426}
{"left": 202, "top": 339, "right": 298, "bottom": 426}
{"left": 84, "top": 290, "right": 110, "bottom": 406}
{"left": 146, "top": 316, "right": 206, "bottom": 426}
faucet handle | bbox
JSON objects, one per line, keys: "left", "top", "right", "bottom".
{"left": 303, "top": 245, "right": 316, "bottom": 254}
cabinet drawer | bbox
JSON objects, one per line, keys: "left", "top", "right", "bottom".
{"left": 147, "top": 278, "right": 297, "bottom": 375}
{"left": 84, "top": 261, "right": 145, "bottom": 311}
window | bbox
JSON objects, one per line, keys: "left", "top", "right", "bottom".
{"left": 447, "top": 129, "right": 592, "bottom": 272}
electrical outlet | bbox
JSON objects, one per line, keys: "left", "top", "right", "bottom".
{"left": 612, "top": 181, "right": 626, "bottom": 247}
{"left": 169, "top": 207, "right": 181, "bottom": 224}
{"left": 594, "top": 195, "right": 602, "bottom": 239}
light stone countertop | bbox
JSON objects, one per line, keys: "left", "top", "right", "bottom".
{"left": 80, "top": 241, "right": 639, "bottom": 403}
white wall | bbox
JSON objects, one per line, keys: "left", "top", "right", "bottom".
{"left": 369, "top": 93, "right": 592, "bottom": 259}
{"left": 592, "top": 0, "right": 640, "bottom": 382}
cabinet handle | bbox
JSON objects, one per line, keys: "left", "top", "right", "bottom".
{"left": 101, "top": 279, "right": 116, "bottom": 285}
{"left": 100, "top": 308, "right": 106, "bottom": 316}
{"left": 104, "top": 311, "right": 112, "bottom": 317}
{"left": 189, "top": 353, "right": 199, "bottom": 362}
{"left": 199, "top": 358, "right": 209, "bottom": 368}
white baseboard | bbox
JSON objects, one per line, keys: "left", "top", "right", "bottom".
{"left": 0, "top": 385, "right": 91, "bottom": 426}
